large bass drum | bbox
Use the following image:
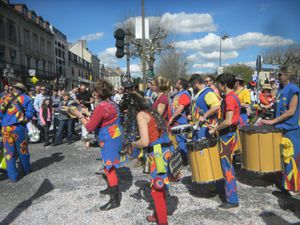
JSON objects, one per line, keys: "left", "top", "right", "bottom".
{"left": 187, "top": 138, "right": 223, "bottom": 183}
{"left": 240, "top": 125, "right": 282, "bottom": 173}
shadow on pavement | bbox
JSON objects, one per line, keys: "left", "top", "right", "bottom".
{"left": 0, "top": 179, "right": 54, "bottom": 225}
{"left": 272, "top": 191, "right": 300, "bottom": 219}
{"left": 259, "top": 211, "right": 296, "bottom": 225}
{"left": 131, "top": 180, "right": 179, "bottom": 216}
{"left": 31, "top": 152, "right": 65, "bottom": 173}
{"left": 234, "top": 165, "right": 276, "bottom": 187}
{"left": 181, "top": 175, "right": 222, "bottom": 199}
{"left": 117, "top": 167, "right": 133, "bottom": 193}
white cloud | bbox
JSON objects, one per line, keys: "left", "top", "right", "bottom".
{"left": 121, "top": 64, "right": 142, "bottom": 77}
{"left": 161, "top": 12, "right": 217, "bottom": 33}
{"left": 80, "top": 32, "right": 104, "bottom": 41}
{"left": 187, "top": 51, "right": 239, "bottom": 62}
{"left": 121, "top": 12, "right": 216, "bottom": 35}
{"left": 98, "top": 47, "right": 118, "bottom": 66}
{"left": 239, "top": 61, "right": 256, "bottom": 67}
{"left": 192, "top": 62, "right": 217, "bottom": 69}
{"left": 174, "top": 32, "right": 294, "bottom": 52}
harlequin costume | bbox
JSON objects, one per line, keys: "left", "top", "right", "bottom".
{"left": 275, "top": 82, "right": 300, "bottom": 192}
{"left": 144, "top": 112, "right": 171, "bottom": 225}
{"left": 191, "top": 87, "right": 220, "bottom": 140}
{"left": 218, "top": 91, "right": 241, "bottom": 205}
{"left": 85, "top": 100, "right": 124, "bottom": 210}
{"left": 0, "top": 89, "right": 35, "bottom": 181}
{"left": 168, "top": 90, "right": 191, "bottom": 159}
{"left": 236, "top": 87, "right": 251, "bottom": 126}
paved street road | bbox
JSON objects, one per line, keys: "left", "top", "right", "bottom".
{"left": 0, "top": 142, "right": 299, "bottom": 225}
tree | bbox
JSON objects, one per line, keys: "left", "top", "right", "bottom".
{"left": 224, "top": 64, "right": 254, "bottom": 84}
{"left": 155, "top": 49, "right": 188, "bottom": 84}
{"left": 118, "top": 16, "right": 172, "bottom": 75}
{"left": 262, "top": 45, "right": 300, "bottom": 83}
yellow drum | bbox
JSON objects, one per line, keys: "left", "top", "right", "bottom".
{"left": 240, "top": 125, "right": 282, "bottom": 173}
{"left": 187, "top": 139, "right": 223, "bottom": 183}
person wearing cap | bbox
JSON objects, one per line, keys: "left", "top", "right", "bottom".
{"left": 0, "top": 82, "right": 35, "bottom": 181}
{"left": 235, "top": 76, "right": 251, "bottom": 126}
{"left": 262, "top": 66, "right": 300, "bottom": 195}
{"left": 270, "top": 78, "right": 279, "bottom": 97}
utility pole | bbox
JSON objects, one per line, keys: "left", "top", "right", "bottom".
{"left": 141, "top": 0, "right": 147, "bottom": 88}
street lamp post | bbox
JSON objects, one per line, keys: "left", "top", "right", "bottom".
{"left": 219, "top": 32, "right": 229, "bottom": 67}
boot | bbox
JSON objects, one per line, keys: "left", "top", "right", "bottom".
{"left": 100, "top": 186, "right": 120, "bottom": 211}
{"left": 146, "top": 214, "right": 157, "bottom": 223}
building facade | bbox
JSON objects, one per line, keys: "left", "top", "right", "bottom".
{"left": 52, "top": 26, "right": 68, "bottom": 89}
{"left": 0, "top": 1, "right": 55, "bottom": 88}
{"left": 69, "top": 40, "right": 100, "bottom": 85}
{"left": 102, "top": 66, "right": 123, "bottom": 88}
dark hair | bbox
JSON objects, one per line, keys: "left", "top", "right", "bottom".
{"left": 237, "top": 79, "right": 244, "bottom": 86}
{"left": 206, "top": 75, "right": 216, "bottom": 83}
{"left": 120, "top": 92, "right": 166, "bottom": 141}
{"left": 216, "top": 73, "right": 236, "bottom": 89}
{"left": 153, "top": 76, "right": 171, "bottom": 92}
{"left": 41, "top": 97, "right": 52, "bottom": 111}
{"left": 178, "top": 78, "right": 189, "bottom": 90}
{"left": 189, "top": 74, "right": 204, "bottom": 84}
{"left": 95, "top": 78, "right": 114, "bottom": 99}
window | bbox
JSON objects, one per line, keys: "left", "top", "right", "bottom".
{"left": 0, "top": 46, "right": 5, "bottom": 68}
{"left": 0, "top": 16, "right": 5, "bottom": 40}
{"left": 7, "top": 20, "right": 16, "bottom": 42}
{"left": 31, "top": 13, "right": 36, "bottom": 21}
{"left": 33, "top": 34, "right": 38, "bottom": 51}
{"left": 10, "top": 49, "right": 16, "bottom": 65}
{"left": 47, "top": 41, "right": 51, "bottom": 55}
{"left": 22, "top": 7, "right": 28, "bottom": 16}
{"left": 23, "top": 29, "right": 30, "bottom": 47}
{"left": 40, "top": 38, "right": 45, "bottom": 52}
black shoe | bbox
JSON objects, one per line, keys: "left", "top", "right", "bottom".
{"left": 100, "top": 186, "right": 111, "bottom": 195}
{"left": 217, "top": 202, "right": 239, "bottom": 211}
{"left": 51, "top": 142, "right": 62, "bottom": 146}
{"left": 100, "top": 186, "right": 120, "bottom": 211}
{"left": 44, "top": 143, "right": 51, "bottom": 147}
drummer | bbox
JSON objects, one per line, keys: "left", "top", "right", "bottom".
{"left": 189, "top": 74, "right": 220, "bottom": 140}
{"left": 168, "top": 78, "right": 191, "bottom": 164}
{"left": 235, "top": 76, "right": 251, "bottom": 126}
{"left": 262, "top": 66, "right": 300, "bottom": 195}
{"left": 209, "top": 73, "right": 240, "bottom": 210}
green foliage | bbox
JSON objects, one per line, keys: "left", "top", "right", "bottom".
{"left": 224, "top": 64, "right": 254, "bottom": 84}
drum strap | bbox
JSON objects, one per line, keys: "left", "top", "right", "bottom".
{"left": 187, "top": 139, "right": 218, "bottom": 151}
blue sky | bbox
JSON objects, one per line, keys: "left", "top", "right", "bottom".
{"left": 11, "top": 0, "right": 300, "bottom": 76}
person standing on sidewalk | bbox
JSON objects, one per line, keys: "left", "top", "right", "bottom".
{"left": 209, "top": 73, "right": 240, "bottom": 210}
{"left": 77, "top": 84, "right": 93, "bottom": 143}
{"left": 0, "top": 82, "right": 35, "bottom": 182}
{"left": 51, "top": 89, "right": 61, "bottom": 140}
{"left": 39, "top": 97, "right": 53, "bottom": 146}
{"left": 70, "top": 79, "right": 124, "bottom": 211}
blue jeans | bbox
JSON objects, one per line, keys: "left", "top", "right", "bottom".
{"left": 54, "top": 119, "right": 73, "bottom": 144}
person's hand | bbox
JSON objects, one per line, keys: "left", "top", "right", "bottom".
{"left": 261, "top": 119, "right": 276, "bottom": 125}
{"left": 199, "top": 116, "right": 205, "bottom": 122}
{"left": 69, "top": 108, "right": 82, "bottom": 118}
{"left": 81, "top": 107, "right": 90, "bottom": 117}
{"left": 168, "top": 117, "right": 173, "bottom": 125}
{"left": 208, "top": 127, "right": 216, "bottom": 135}
{"left": 187, "top": 115, "right": 192, "bottom": 121}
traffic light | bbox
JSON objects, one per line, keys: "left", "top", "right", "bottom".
{"left": 114, "top": 28, "right": 125, "bottom": 58}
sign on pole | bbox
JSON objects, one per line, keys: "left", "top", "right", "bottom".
{"left": 29, "top": 69, "right": 36, "bottom": 77}
{"left": 135, "top": 17, "right": 149, "bottom": 39}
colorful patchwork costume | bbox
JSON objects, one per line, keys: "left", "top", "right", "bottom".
{"left": 275, "top": 82, "right": 300, "bottom": 192}
{"left": 0, "top": 90, "right": 35, "bottom": 181}
{"left": 191, "top": 87, "right": 220, "bottom": 140}
{"left": 219, "top": 91, "right": 241, "bottom": 204}
{"left": 169, "top": 90, "right": 191, "bottom": 155}
{"left": 236, "top": 87, "right": 251, "bottom": 126}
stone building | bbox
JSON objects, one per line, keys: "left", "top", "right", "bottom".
{"left": 102, "top": 66, "right": 123, "bottom": 88}
{"left": 0, "top": 0, "right": 55, "bottom": 87}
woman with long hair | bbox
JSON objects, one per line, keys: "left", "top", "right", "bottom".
{"left": 120, "top": 92, "right": 170, "bottom": 225}
{"left": 151, "top": 76, "right": 170, "bottom": 120}
{"left": 39, "top": 97, "right": 52, "bottom": 146}
{"left": 71, "top": 79, "right": 124, "bottom": 211}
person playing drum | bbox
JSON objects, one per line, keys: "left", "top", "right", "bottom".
{"left": 189, "top": 74, "right": 220, "bottom": 140}
{"left": 168, "top": 78, "right": 191, "bottom": 164}
{"left": 70, "top": 79, "right": 124, "bottom": 211}
{"left": 209, "top": 73, "right": 240, "bottom": 210}
{"left": 235, "top": 76, "right": 251, "bottom": 126}
{"left": 121, "top": 92, "right": 171, "bottom": 225}
{"left": 262, "top": 66, "right": 300, "bottom": 195}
